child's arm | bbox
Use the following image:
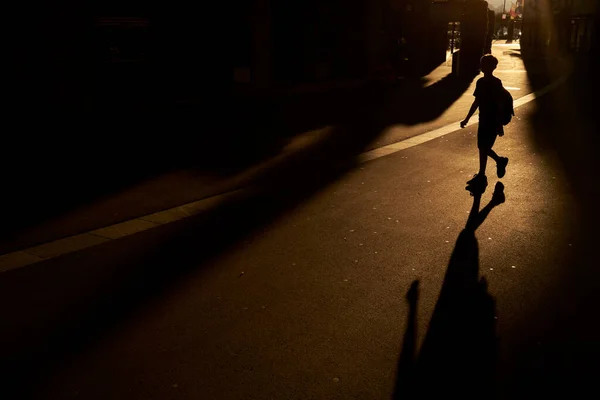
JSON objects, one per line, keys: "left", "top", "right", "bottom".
{"left": 460, "top": 99, "right": 479, "bottom": 128}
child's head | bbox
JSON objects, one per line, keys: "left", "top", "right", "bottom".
{"left": 480, "top": 54, "right": 498, "bottom": 74}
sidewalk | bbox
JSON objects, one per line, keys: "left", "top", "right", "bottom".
{"left": 0, "top": 42, "right": 569, "bottom": 257}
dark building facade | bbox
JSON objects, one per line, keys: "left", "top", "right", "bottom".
{"left": 231, "top": 0, "right": 440, "bottom": 91}
{"left": 24, "top": 0, "right": 496, "bottom": 109}
{"left": 521, "top": 0, "right": 598, "bottom": 55}
{"left": 90, "top": 0, "right": 492, "bottom": 101}
{"left": 430, "top": 0, "right": 492, "bottom": 76}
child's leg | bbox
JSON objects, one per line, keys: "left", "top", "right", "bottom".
{"left": 492, "top": 147, "right": 509, "bottom": 178}
{"left": 478, "top": 149, "right": 488, "bottom": 176}
{"left": 477, "top": 129, "right": 495, "bottom": 176}
{"left": 488, "top": 149, "right": 501, "bottom": 163}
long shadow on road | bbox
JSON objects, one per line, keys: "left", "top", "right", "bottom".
{"left": 1, "top": 70, "right": 475, "bottom": 255}
{"left": 0, "top": 71, "right": 476, "bottom": 397}
{"left": 394, "top": 183, "right": 505, "bottom": 400}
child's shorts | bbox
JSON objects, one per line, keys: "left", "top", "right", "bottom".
{"left": 477, "top": 123, "right": 501, "bottom": 150}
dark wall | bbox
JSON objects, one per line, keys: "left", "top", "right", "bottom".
{"left": 9, "top": 1, "right": 91, "bottom": 112}
{"left": 5, "top": 2, "right": 240, "bottom": 210}
{"left": 459, "top": 0, "right": 489, "bottom": 75}
{"left": 9, "top": 1, "right": 242, "bottom": 111}
{"left": 270, "top": 0, "right": 371, "bottom": 84}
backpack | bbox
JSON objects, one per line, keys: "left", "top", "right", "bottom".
{"left": 498, "top": 87, "right": 514, "bottom": 126}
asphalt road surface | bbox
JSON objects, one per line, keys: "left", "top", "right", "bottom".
{"left": 2, "top": 43, "right": 599, "bottom": 399}
{"left": 3, "top": 88, "right": 598, "bottom": 399}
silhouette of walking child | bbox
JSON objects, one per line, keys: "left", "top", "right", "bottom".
{"left": 461, "top": 54, "right": 509, "bottom": 192}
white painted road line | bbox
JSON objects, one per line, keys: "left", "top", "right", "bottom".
{"left": 0, "top": 75, "right": 570, "bottom": 273}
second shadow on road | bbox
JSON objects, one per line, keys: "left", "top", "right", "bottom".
{"left": 394, "top": 182, "right": 506, "bottom": 400}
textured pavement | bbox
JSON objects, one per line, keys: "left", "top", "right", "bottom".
{"left": 3, "top": 42, "right": 597, "bottom": 399}
{"left": 2, "top": 87, "right": 598, "bottom": 398}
